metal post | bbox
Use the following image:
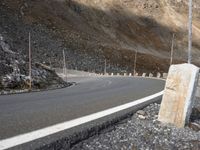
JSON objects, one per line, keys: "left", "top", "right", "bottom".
{"left": 29, "top": 32, "right": 32, "bottom": 91}
{"left": 104, "top": 59, "right": 107, "bottom": 75}
{"left": 49, "top": 57, "right": 52, "bottom": 68}
{"left": 170, "top": 33, "right": 175, "bottom": 66}
{"left": 188, "top": 0, "right": 193, "bottom": 64}
{"left": 63, "top": 50, "right": 67, "bottom": 82}
{"left": 134, "top": 50, "right": 137, "bottom": 76}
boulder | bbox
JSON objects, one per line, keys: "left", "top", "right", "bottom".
{"left": 189, "top": 122, "right": 200, "bottom": 131}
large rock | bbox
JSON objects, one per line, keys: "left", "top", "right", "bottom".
{"left": 189, "top": 122, "right": 200, "bottom": 131}
{"left": 158, "top": 64, "right": 199, "bottom": 128}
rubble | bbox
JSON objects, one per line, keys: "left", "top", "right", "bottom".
{"left": 71, "top": 100, "right": 200, "bottom": 150}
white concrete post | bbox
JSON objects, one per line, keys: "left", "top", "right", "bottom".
{"left": 104, "top": 59, "right": 107, "bottom": 75}
{"left": 142, "top": 73, "right": 146, "bottom": 77}
{"left": 163, "top": 73, "right": 168, "bottom": 79}
{"left": 157, "top": 72, "right": 161, "bottom": 78}
{"left": 149, "top": 73, "right": 153, "bottom": 77}
{"left": 158, "top": 64, "right": 199, "bottom": 127}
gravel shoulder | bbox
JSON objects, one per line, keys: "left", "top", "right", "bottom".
{"left": 71, "top": 99, "right": 200, "bottom": 150}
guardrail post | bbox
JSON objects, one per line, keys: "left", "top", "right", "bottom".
{"left": 163, "top": 73, "right": 168, "bottom": 79}
{"left": 157, "top": 72, "right": 161, "bottom": 78}
{"left": 142, "top": 73, "right": 146, "bottom": 77}
{"left": 149, "top": 73, "right": 153, "bottom": 77}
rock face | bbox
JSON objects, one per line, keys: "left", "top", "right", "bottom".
{"left": 158, "top": 64, "right": 199, "bottom": 128}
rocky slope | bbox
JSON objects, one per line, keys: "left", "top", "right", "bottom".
{"left": 0, "top": 33, "right": 67, "bottom": 92}
{"left": 71, "top": 101, "right": 200, "bottom": 150}
{"left": 0, "top": 0, "right": 200, "bottom": 89}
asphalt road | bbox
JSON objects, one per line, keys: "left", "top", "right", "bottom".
{"left": 0, "top": 76, "right": 165, "bottom": 140}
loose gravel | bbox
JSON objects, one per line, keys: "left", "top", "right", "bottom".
{"left": 71, "top": 99, "right": 200, "bottom": 150}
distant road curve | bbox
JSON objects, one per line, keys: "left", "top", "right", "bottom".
{"left": 0, "top": 76, "right": 165, "bottom": 147}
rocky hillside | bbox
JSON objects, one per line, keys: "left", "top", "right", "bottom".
{"left": 0, "top": 33, "right": 67, "bottom": 92}
{"left": 0, "top": 0, "right": 200, "bottom": 80}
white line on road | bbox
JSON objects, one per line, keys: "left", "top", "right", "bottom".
{"left": 0, "top": 91, "right": 164, "bottom": 150}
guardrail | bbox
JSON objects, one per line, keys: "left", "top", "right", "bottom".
{"left": 55, "top": 68, "right": 200, "bottom": 98}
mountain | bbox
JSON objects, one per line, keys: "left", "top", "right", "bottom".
{"left": 0, "top": 0, "right": 200, "bottom": 89}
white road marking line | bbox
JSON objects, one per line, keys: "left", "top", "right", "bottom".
{"left": 0, "top": 91, "right": 164, "bottom": 150}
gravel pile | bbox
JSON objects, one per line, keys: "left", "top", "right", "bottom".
{"left": 72, "top": 100, "right": 200, "bottom": 150}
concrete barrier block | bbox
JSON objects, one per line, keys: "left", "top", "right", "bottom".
{"left": 157, "top": 72, "right": 161, "bottom": 78}
{"left": 142, "top": 73, "right": 146, "bottom": 77}
{"left": 149, "top": 73, "right": 153, "bottom": 77}
{"left": 158, "top": 64, "right": 199, "bottom": 128}
{"left": 163, "top": 73, "right": 168, "bottom": 79}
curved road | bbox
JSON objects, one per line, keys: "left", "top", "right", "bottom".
{"left": 0, "top": 76, "right": 165, "bottom": 140}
